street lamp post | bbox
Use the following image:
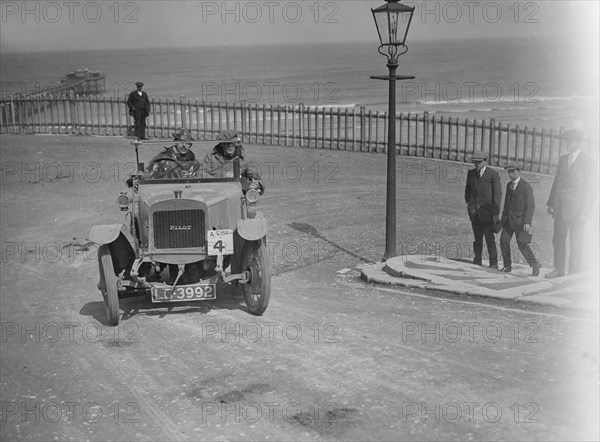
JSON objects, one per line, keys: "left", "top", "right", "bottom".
{"left": 370, "top": 0, "right": 415, "bottom": 262}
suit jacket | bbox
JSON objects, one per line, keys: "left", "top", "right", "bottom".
{"left": 127, "top": 90, "right": 150, "bottom": 115}
{"left": 501, "top": 179, "right": 535, "bottom": 230}
{"left": 464, "top": 166, "right": 502, "bottom": 224}
{"left": 547, "top": 151, "right": 596, "bottom": 221}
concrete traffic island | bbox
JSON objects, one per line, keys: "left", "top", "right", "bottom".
{"left": 361, "top": 255, "right": 597, "bottom": 310}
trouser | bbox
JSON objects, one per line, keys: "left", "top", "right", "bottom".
{"left": 471, "top": 214, "right": 497, "bottom": 265}
{"left": 133, "top": 110, "right": 147, "bottom": 139}
{"left": 500, "top": 226, "right": 539, "bottom": 268}
{"left": 553, "top": 211, "right": 585, "bottom": 273}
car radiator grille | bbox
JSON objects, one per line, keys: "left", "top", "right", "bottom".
{"left": 153, "top": 209, "right": 204, "bottom": 249}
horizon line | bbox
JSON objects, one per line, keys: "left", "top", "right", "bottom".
{"left": 0, "top": 35, "right": 539, "bottom": 55}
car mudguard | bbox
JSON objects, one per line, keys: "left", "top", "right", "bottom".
{"left": 89, "top": 224, "right": 136, "bottom": 276}
{"left": 89, "top": 224, "right": 135, "bottom": 249}
{"left": 236, "top": 212, "right": 267, "bottom": 241}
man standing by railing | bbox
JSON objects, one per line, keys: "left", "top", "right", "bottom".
{"left": 127, "top": 81, "right": 150, "bottom": 140}
{"left": 465, "top": 151, "right": 502, "bottom": 269}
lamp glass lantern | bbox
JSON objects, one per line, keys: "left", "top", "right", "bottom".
{"left": 372, "top": 0, "right": 415, "bottom": 59}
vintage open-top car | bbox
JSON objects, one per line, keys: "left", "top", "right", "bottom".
{"left": 89, "top": 138, "right": 271, "bottom": 326}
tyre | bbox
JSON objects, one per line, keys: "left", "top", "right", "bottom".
{"left": 98, "top": 245, "right": 120, "bottom": 326}
{"left": 240, "top": 240, "right": 271, "bottom": 315}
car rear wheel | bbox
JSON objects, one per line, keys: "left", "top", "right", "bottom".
{"left": 240, "top": 240, "right": 271, "bottom": 315}
{"left": 98, "top": 245, "right": 120, "bottom": 326}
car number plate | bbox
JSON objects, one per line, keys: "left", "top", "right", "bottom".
{"left": 151, "top": 283, "right": 216, "bottom": 303}
{"left": 207, "top": 229, "right": 234, "bottom": 255}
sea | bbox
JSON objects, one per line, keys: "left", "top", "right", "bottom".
{"left": 1, "top": 37, "right": 598, "bottom": 132}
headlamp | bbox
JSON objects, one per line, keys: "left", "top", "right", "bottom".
{"left": 246, "top": 189, "right": 260, "bottom": 204}
{"left": 117, "top": 192, "right": 130, "bottom": 210}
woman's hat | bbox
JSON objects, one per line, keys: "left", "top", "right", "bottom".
{"left": 173, "top": 128, "right": 194, "bottom": 142}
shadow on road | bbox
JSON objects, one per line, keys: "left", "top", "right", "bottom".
{"left": 288, "top": 222, "right": 374, "bottom": 265}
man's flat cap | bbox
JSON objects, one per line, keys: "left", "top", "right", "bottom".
{"left": 471, "top": 151, "right": 488, "bottom": 162}
{"left": 504, "top": 162, "right": 521, "bottom": 171}
{"left": 135, "top": 81, "right": 144, "bottom": 87}
{"left": 561, "top": 129, "right": 583, "bottom": 142}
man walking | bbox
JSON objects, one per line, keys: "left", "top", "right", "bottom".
{"left": 464, "top": 152, "right": 502, "bottom": 268}
{"left": 499, "top": 163, "right": 541, "bottom": 276}
{"left": 545, "top": 129, "right": 596, "bottom": 277}
{"left": 127, "top": 81, "right": 151, "bottom": 140}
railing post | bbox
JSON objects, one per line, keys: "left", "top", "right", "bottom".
{"left": 423, "top": 111, "right": 429, "bottom": 153}
{"left": 539, "top": 128, "right": 546, "bottom": 173}
{"left": 284, "top": 105, "right": 289, "bottom": 147}
{"left": 241, "top": 100, "right": 247, "bottom": 140}
{"left": 488, "top": 118, "right": 495, "bottom": 166}
{"left": 10, "top": 96, "right": 16, "bottom": 134}
{"left": 462, "top": 118, "right": 468, "bottom": 162}
{"left": 299, "top": 102, "right": 304, "bottom": 147}
{"left": 359, "top": 106, "right": 366, "bottom": 152}
{"left": 179, "top": 95, "right": 186, "bottom": 129}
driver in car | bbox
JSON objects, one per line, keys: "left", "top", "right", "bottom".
{"left": 146, "top": 128, "right": 200, "bottom": 179}
{"left": 200, "top": 129, "right": 265, "bottom": 194}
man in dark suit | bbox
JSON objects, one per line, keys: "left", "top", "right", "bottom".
{"left": 545, "top": 129, "right": 596, "bottom": 277}
{"left": 499, "top": 163, "right": 540, "bottom": 276}
{"left": 127, "top": 81, "right": 151, "bottom": 140}
{"left": 464, "top": 151, "right": 502, "bottom": 268}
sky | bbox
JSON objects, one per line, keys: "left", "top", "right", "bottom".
{"left": 0, "top": 0, "right": 598, "bottom": 53}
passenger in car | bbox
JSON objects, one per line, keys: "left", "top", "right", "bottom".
{"left": 200, "top": 129, "right": 265, "bottom": 194}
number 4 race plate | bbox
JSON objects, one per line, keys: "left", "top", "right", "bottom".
{"left": 207, "top": 229, "right": 234, "bottom": 255}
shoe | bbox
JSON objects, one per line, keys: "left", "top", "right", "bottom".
{"left": 532, "top": 264, "right": 540, "bottom": 277}
{"left": 501, "top": 266, "right": 512, "bottom": 273}
{"left": 545, "top": 270, "right": 565, "bottom": 278}
{"left": 472, "top": 259, "right": 482, "bottom": 266}
{"left": 489, "top": 264, "right": 498, "bottom": 269}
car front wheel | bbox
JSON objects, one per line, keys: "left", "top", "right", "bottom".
{"left": 98, "top": 245, "right": 120, "bottom": 326}
{"left": 240, "top": 240, "right": 271, "bottom": 315}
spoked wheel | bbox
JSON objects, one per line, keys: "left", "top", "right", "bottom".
{"left": 240, "top": 240, "right": 271, "bottom": 315}
{"left": 98, "top": 245, "right": 120, "bottom": 326}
